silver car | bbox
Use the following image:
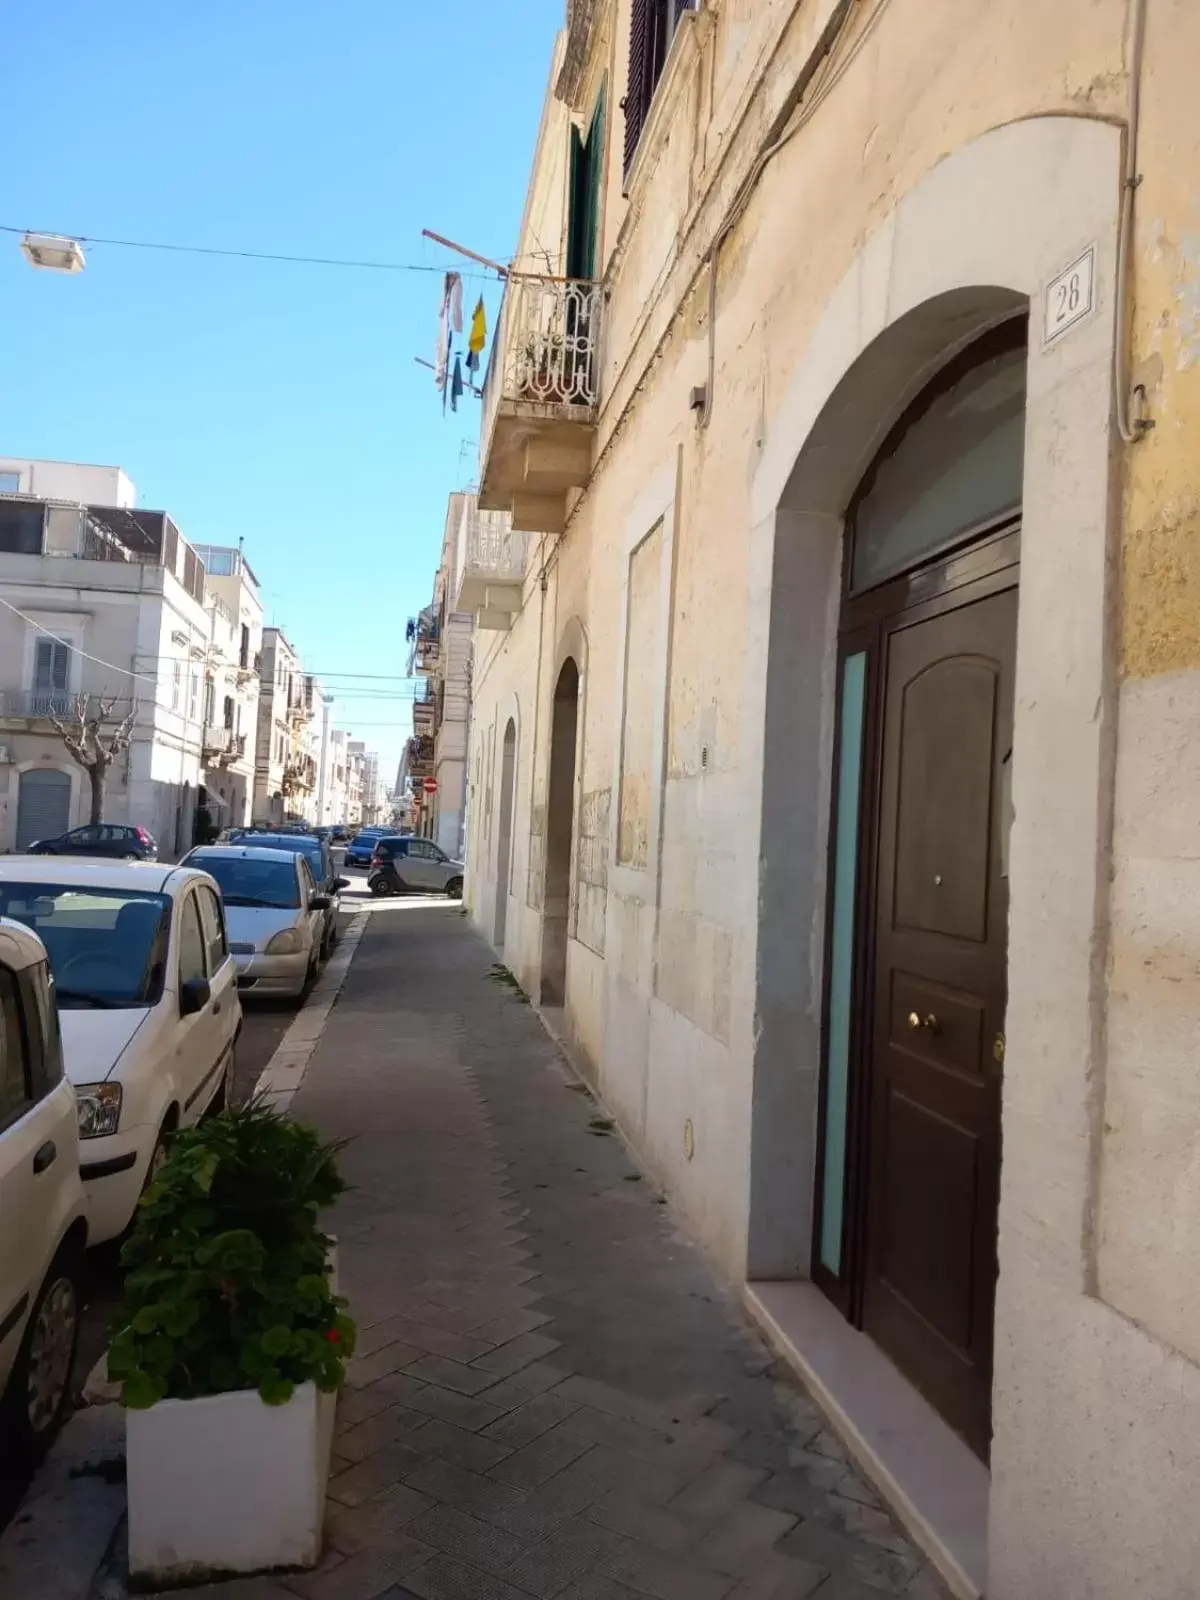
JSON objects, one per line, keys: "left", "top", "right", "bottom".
{"left": 181, "top": 846, "right": 329, "bottom": 1000}
{"left": 369, "top": 835, "right": 465, "bottom": 896}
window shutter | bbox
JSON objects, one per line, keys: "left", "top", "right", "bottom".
{"left": 566, "top": 124, "right": 587, "bottom": 280}
{"left": 35, "top": 639, "right": 69, "bottom": 690}
{"left": 623, "top": 0, "right": 650, "bottom": 178}
{"left": 584, "top": 84, "right": 606, "bottom": 279}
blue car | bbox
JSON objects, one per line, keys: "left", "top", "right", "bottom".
{"left": 345, "top": 830, "right": 387, "bottom": 867}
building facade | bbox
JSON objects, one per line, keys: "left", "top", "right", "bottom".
{"left": 0, "top": 472, "right": 213, "bottom": 854}
{"left": 193, "top": 544, "right": 264, "bottom": 833}
{"left": 409, "top": 493, "right": 506, "bottom": 857}
{"left": 253, "top": 628, "right": 316, "bottom": 824}
{"left": 461, "top": 2, "right": 1200, "bottom": 1595}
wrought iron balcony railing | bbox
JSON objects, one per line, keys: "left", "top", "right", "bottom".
{"left": 481, "top": 275, "right": 602, "bottom": 458}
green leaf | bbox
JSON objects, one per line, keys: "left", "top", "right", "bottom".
{"left": 260, "top": 1325, "right": 292, "bottom": 1358}
{"left": 131, "top": 1305, "right": 159, "bottom": 1335}
{"left": 123, "top": 1372, "right": 168, "bottom": 1410}
{"left": 259, "top": 1374, "right": 295, "bottom": 1406}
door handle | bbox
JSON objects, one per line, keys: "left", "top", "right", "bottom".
{"left": 33, "top": 1140, "right": 56, "bottom": 1174}
{"left": 212, "top": 999, "right": 222, "bottom": 1014}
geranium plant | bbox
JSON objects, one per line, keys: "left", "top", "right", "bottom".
{"left": 109, "top": 1100, "right": 356, "bottom": 1410}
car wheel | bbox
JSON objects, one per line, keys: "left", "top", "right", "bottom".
{"left": 370, "top": 875, "right": 392, "bottom": 897}
{"left": 142, "top": 1116, "right": 175, "bottom": 1197}
{"left": 1, "top": 1242, "right": 82, "bottom": 1464}
{"left": 445, "top": 876, "right": 464, "bottom": 898}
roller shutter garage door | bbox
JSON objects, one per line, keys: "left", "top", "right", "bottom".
{"left": 16, "top": 769, "right": 71, "bottom": 850}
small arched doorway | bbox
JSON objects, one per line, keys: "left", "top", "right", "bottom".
{"left": 541, "top": 659, "right": 580, "bottom": 1007}
{"left": 17, "top": 767, "right": 71, "bottom": 849}
{"left": 814, "top": 321, "right": 1027, "bottom": 1458}
{"left": 494, "top": 718, "right": 517, "bottom": 950}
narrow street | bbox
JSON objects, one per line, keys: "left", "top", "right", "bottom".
{"left": 126, "top": 899, "right": 945, "bottom": 1600}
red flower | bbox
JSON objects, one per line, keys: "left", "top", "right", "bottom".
{"left": 325, "top": 1328, "right": 341, "bottom": 1344}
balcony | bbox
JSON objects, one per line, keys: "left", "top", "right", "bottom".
{"left": 282, "top": 756, "right": 317, "bottom": 796}
{"left": 412, "top": 695, "right": 436, "bottom": 736}
{"left": 479, "top": 275, "right": 601, "bottom": 534}
{"left": 452, "top": 500, "right": 528, "bottom": 629}
{"left": 0, "top": 689, "right": 135, "bottom": 725}
{"left": 201, "top": 725, "right": 247, "bottom": 767}
{"left": 407, "top": 734, "right": 435, "bottom": 781}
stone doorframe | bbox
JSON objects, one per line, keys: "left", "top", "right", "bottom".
{"left": 739, "top": 114, "right": 1123, "bottom": 1570}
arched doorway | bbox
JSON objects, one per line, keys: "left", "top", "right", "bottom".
{"left": 814, "top": 322, "right": 1026, "bottom": 1458}
{"left": 541, "top": 659, "right": 579, "bottom": 1007}
{"left": 494, "top": 718, "right": 517, "bottom": 949}
{"left": 17, "top": 768, "right": 71, "bottom": 849}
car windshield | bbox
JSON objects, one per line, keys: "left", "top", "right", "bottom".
{"left": 189, "top": 854, "right": 300, "bottom": 909}
{"left": 0, "top": 883, "right": 169, "bottom": 1007}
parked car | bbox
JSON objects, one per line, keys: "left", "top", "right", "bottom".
{"left": 0, "top": 916, "right": 88, "bottom": 1462}
{"left": 183, "top": 846, "right": 330, "bottom": 1002}
{"left": 26, "top": 823, "right": 158, "bottom": 861}
{"left": 0, "top": 861, "right": 241, "bottom": 1246}
{"left": 219, "top": 831, "right": 345, "bottom": 956}
{"left": 368, "top": 836, "right": 464, "bottom": 898}
{"left": 344, "top": 829, "right": 388, "bottom": 868}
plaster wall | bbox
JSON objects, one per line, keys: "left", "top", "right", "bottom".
{"left": 466, "top": 1, "right": 1200, "bottom": 1589}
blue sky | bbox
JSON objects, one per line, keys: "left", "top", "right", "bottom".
{"left": 1, "top": 0, "right": 560, "bottom": 782}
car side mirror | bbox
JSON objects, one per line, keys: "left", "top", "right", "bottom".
{"left": 334, "top": 877, "right": 349, "bottom": 891}
{"left": 310, "top": 894, "right": 331, "bottom": 911}
{"left": 179, "top": 977, "right": 211, "bottom": 1017}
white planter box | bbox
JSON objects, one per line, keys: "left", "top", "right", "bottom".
{"left": 127, "top": 1379, "right": 337, "bottom": 1584}
{"left": 125, "top": 1241, "right": 341, "bottom": 1585}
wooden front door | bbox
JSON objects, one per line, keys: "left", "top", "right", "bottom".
{"left": 862, "top": 583, "right": 1016, "bottom": 1458}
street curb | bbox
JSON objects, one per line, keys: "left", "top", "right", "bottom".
{"left": 252, "top": 909, "right": 368, "bottom": 1113}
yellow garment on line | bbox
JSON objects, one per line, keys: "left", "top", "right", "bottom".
{"left": 468, "top": 297, "right": 487, "bottom": 355}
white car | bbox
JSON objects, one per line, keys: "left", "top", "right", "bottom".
{"left": 0, "top": 916, "right": 88, "bottom": 1461}
{"left": 182, "top": 845, "right": 331, "bottom": 1000}
{"left": 0, "top": 861, "right": 242, "bottom": 1245}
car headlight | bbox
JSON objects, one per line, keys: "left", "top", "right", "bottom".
{"left": 76, "top": 1081, "right": 122, "bottom": 1139}
{"left": 265, "top": 927, "right": 304, "bottom": 955}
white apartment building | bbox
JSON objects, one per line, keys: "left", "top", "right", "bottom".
{"left": 193, "top": 544, "right": 264, "bottom": 834}
{"left": 410, "top": 492, "right": 489, "bottom": 857}
{"left": 323, "top": 727, "right": 349, "bottom": 826}
{"left": 253, "top": 628, "right": 316, "bottom": 825}
{"left": 0, "top": 463, "right": 211, "bottom": 854}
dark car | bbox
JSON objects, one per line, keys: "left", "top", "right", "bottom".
{"left": 27, "top": 822, "right": 158, "bottom": 861}
{"left": 228, "top": 830, "right": 346, "bottom": 955}
{"left": 345, "top": 829, "right": 388, "bottom": 868}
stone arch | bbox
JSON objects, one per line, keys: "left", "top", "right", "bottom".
{"left": 742, "top": 116, "right": 1122, "bottom": 1353}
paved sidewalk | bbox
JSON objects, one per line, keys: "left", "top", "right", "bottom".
{"left": 156, "top": 904, "right": 947, "bottom": 1600}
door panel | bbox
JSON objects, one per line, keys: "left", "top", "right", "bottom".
{"left": 863, "top": 585, "right": 1015, "bottom": 1458}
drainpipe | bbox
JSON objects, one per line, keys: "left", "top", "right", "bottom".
{"left": 1114, "top": 0, "right": 1152, "bottom": 443}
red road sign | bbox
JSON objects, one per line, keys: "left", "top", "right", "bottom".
{"left": 423, "top": 778, "right": 439, "bottom": 793}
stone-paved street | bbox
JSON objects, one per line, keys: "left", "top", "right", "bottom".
{"left": 152, "top": 901, "right": 946, "bottom": 1600}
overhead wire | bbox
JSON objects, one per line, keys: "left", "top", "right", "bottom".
{"left": 0, "top": 224, "right": 497, "bottom": 282}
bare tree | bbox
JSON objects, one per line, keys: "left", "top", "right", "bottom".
{"left": 48, "top": 694, "right": 138, "bottom": 825}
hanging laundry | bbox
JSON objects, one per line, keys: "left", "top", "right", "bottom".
{"left": 435, "top": 270, "right": 464, "bottom": 390}
{"left": 466, "top": 296, "right": 487, "bottom": 377}
{"left": 450, "top": 356, "right": 464, "bottom": 413}
{"left": 469, "top": 296, "right": 487, "bottom": 354}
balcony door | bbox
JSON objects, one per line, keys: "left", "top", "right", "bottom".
{"left": 32, "top": 640, "right": 70, "bottom": 715}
